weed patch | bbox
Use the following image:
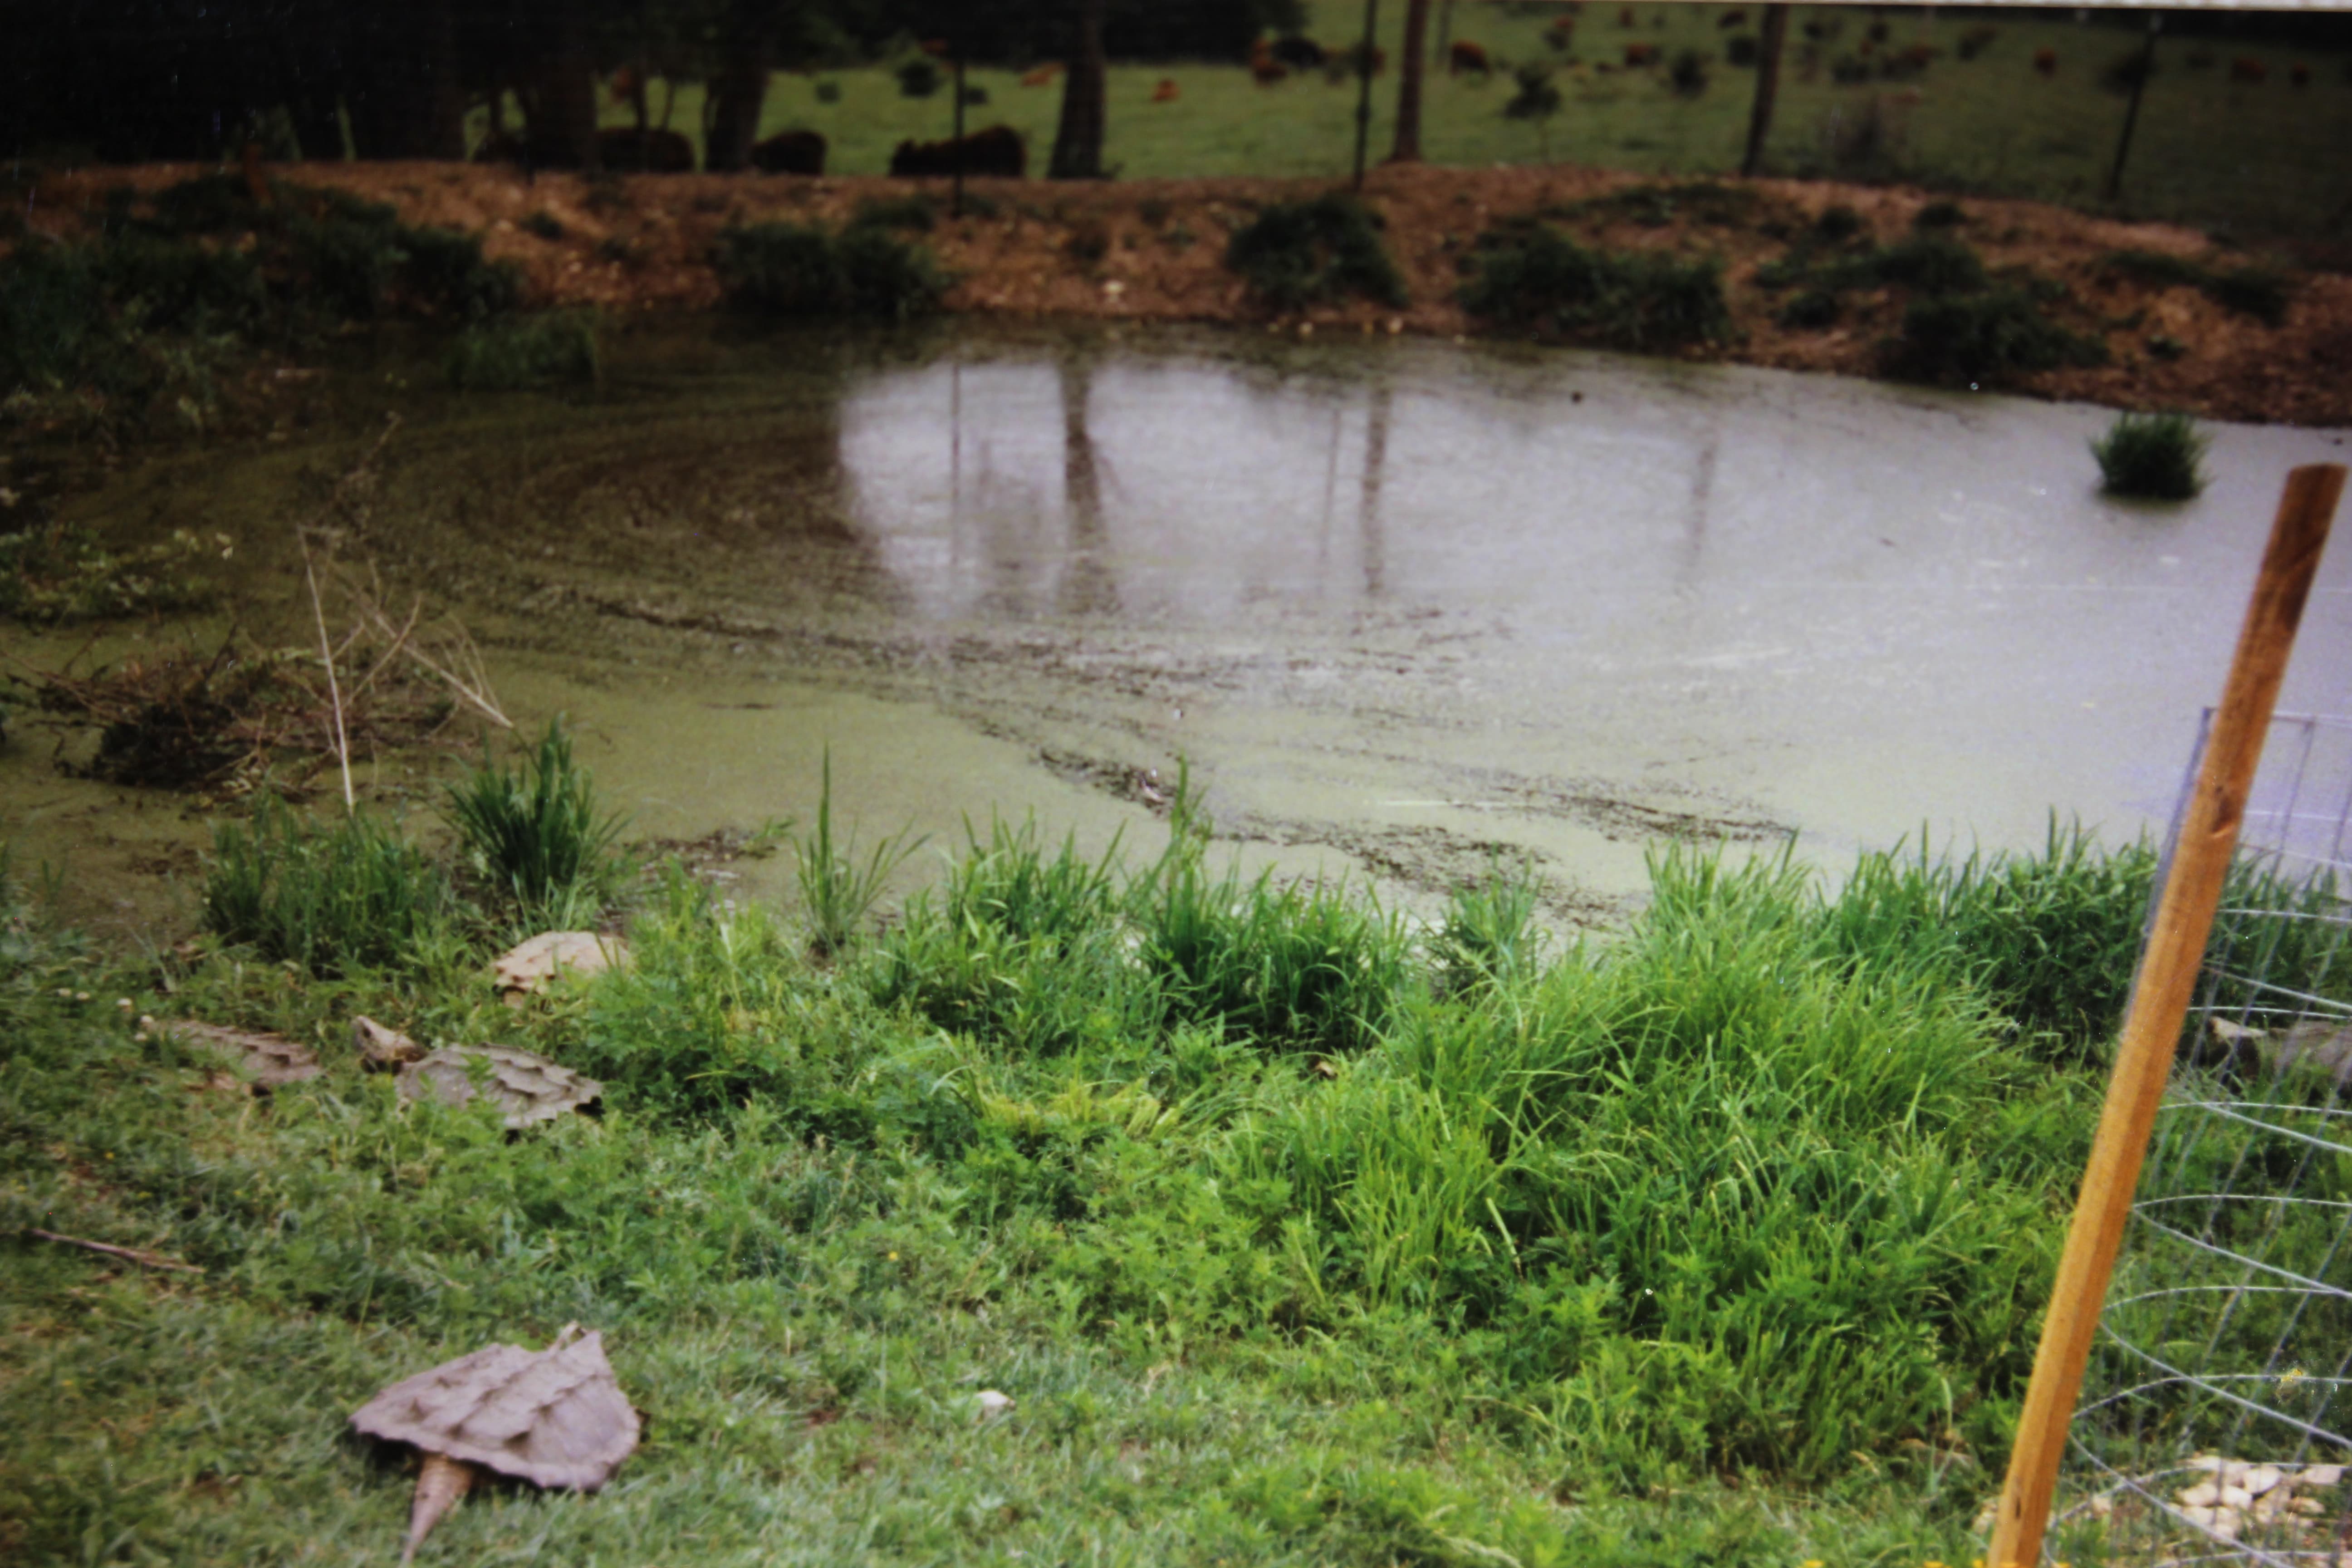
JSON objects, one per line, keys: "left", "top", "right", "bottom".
{"left": 2098, "top": 250, "right": 2295, "bottom": 325}
{"left": 1460, "top": 221, "right": 1730, "bottom": 349}
{"left": 442, "top": 717, "right": 629, "bottom": 916}
{"left": 445, "top": 312, "right": 601, "bottom": 390}
{"left": 1225, "top": 196, "right": 1407, "bottom": 313}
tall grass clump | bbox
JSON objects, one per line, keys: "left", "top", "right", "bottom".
{"left": 441, "top": 716, "right": 628, "bottom": 916}
{"left": 444, "top": 311, "right": 600, "bottom": 390}
{"left": 1134, "top": 812, "right": 1409, "bottom": 1054}
{"left": 2091, "top": 409, "right": 2209, "bottom": 500}
{"left": 200, "top": 796, "right": 453, "bottom": 975}
{"left": 1225, "top": 195, "right": 1407, "bottom": 313}
{"left": 1430, "top": 858, "right": 1548, "bottom": 996}
{"left": 715, "top": 222, "right": 946, "bottom": 320}
{"left": 874, "top": 814, "right": 1151, "bottom": 1054}
{"left": 1460, "top": 221, "right": 1730, "bottom": 349}
{"left": 794, "top": 749, "right": 924, "bottom": 956}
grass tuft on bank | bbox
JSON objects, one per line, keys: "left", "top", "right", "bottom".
{"left": 2091, "top": 409, "right": 2210, "bottom": 500}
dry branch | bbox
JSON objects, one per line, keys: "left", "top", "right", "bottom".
{"left": 27, "top": 1227, "right": 206, "bottom": 1275}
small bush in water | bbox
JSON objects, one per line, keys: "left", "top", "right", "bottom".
{"left": 1225, "top": 196, "right": 1407, "bottom": 313}
{"left": 445, "top": 313, "right": 600, "bottom": 390}
{"left": 2091, "top": 410, "right": 2209, "bottom": 500}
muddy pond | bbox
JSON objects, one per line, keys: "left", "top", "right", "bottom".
{"left": 10, "top": 320, "right": 2351, "bottom": 936}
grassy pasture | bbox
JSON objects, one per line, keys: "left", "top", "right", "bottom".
{"left": 524, "top": 4, "right": 2352, "bottom": 240}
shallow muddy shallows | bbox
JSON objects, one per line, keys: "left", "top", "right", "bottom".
{"left": 10, "top": 322, "right": 2351, "bottom": 930}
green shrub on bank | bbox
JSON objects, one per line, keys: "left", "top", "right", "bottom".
{"left": 2100, "top": 249, "right": 2294, "bottom": 325}
{"left": 1460, "top": 221, "right": 1730, "bottom": 349}
{"left": 0, "top": 521, "right": 222, "bottom": 624}
{"left": 715, "top": 221, "right": 948, "bottom": 320}
{"left": 2091, "top": 409, "right": 2209, "bottom": 500}
{"left": 445, "top": 312, "right": 600, "bottom": 390}
{"left": 200, "top": 798, "right": 454, "bottom": 975}
{"left": 1889, "top": 285, "right": 2106, "bottom": 387}
{"left": 1225, "top": 194, "right": 1408, "bottom": 313}
{"left": 1, "top": 176, "right": 524, "bottom": 410}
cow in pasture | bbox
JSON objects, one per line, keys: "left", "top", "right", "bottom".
{"left": 1272, "top": 34, "right": 1326, "bottom": 69}
{"left": 2289, "top": 62, "right": 2311, "bottom": 86}
{"left": 2230, "top": 57, "right": 2267, "bottom": 83}
{"left": 596, "top": 127, "right": 693, "bottom": 172}
{"left": 1720, "top": 10, "right": 1747, "bottom": 28}
{"left": 2033, "top": 48, "right": 2057, "bottom": 75}
{"left": 1449, "top": 39, "right": 1492, "bottom": 76}
{"left": 919, "top": 38, "right": 950, "bottom": 58}
{"left": 1624, "top": 41, "right": 1660, "bottom": 67}
{"left": 608, "top": 67, "right": 639, "bottom": 107}
{"left": 1619, "top": 7, "right": 1636, "bottom": 26}
{"left": 749, "top": 129, "right": 826, "bottom": 175}
{"left": 888, "top": 123, "right": 1026, "bottom": 178}
{"left": 1251, "top": 55, "right": 1289, "bottom": 84}
{"left": 1021, "top": 62, "right": 1063, "bottom": 86}
{"left": 1152, "top": 78, "right": 1180, "bottom": 102}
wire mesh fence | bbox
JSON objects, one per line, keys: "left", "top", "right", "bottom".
{"left": 2060, "top": 710, "right": 2352, "bottom": 1566}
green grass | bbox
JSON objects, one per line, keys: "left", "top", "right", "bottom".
{"left": 440, "top": 716, "right": 629, "bottom": 917}
{"left": 2098, "top": 250, "right": 2294, "bottom": 325}
{"left": 2090, "top": 409, "right": 2209, "bottom": 500}
{"left": 443, "top": 311, "right": 601, "bottom": 390}
{"left": 794, "top": 748, "right": 923, "bottom": 957}
{"left": 21, "top": 746, "right": 2352, "bottom": 1563}
{"left": 200, "top": 796, "right": 456, "bottom": 977}
{"left": 513, "top": 4, "right": 2352, "bottom": 240}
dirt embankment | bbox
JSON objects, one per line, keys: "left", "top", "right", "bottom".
{"left": 27, "top": 158, "right": 2352, "bottom": 426}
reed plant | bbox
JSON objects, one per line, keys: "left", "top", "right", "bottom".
{"left": 441, "top": 716, "right": 628, "bottom": 915}
{"left": 794, "top": 749, "right": 925, "bottom": 956}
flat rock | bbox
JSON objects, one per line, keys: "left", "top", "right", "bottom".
{"left": 152, "top": 1018, "right": 320, "bottom": 1088}
{"left": 350, "top": 1325, "right": 639, "bottom": 1490}
{"left": 395, "top": 1044, "right": 602, "bottom": 1128}
{"left": 492, "top": 932, "right": 631, "bottom": 1003}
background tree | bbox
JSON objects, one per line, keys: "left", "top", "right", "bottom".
{"left": 1389, "top": 0, "right": 1431, "bottom": 164}
{"left": 1740, "top": 3, "right": 1788, "bottom": 177}
{"left": 1048, "top": 0, "right": 1107, "bottom": 180}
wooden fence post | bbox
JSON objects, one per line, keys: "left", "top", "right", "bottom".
{"left": 1986, "top": 463, "right": 2345, "bottom": 1568}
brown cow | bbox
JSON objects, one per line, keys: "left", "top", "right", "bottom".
{"left": 888, "top": 123, "right": 1025, "bottom": 178}
{"left": 919, "top": 38, "right": 950, "bottom": 58}
{"left": 2289, "top": 62, "right": 2311, "bottom": 87}
{"left": 1625, "top": 41, "right": 1660, "bottom": 67}
{"left": 1252, "top": 57, "right": 1289, "bottom": 84}
{"left": 1720, "top": 9, "right": 1746, "bottom": 27}
{"left": 749, "top": 129, "right": 826, "bottom": 175}
{"left": 1271, "top": 35, "right": 1326, "bottom": 69}
{"left": 1021, "top": 62, "right": 1063, "bottom": 86}
{"left": 596, "top": 127, "right": 694, "bottom": 172}
{"left": 1151, "top": 78, "right": 1180, "bottom": 103}
{"left": 608, "top": 66, "right": 639, "bottom": 107}
{"left": 2034, "top": 48, "right": 2057, "bottom": 75}
{"left": 1619, "top": 6, "right": 1636, "bottom": 26}
{"left": 1449, "top": 39, "right": 1492, "bottom": 76}
{"left": 2230, "top": 57, "right": 2267, "bottom": 83}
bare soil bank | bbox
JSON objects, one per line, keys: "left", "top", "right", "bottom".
{"left": 24, "top": 158, "right": 2352, "bottom": 425}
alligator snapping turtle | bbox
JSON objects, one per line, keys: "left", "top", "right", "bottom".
{"left": 350, "top": 1323, "right": 638, "bottom": 1563}
{"left": 394, "top": 1043, "right": 603, "bottom": 1129}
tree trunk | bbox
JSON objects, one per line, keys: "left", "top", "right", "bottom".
{"left": 346, "top": 0, "right": 464, "bottom": 159}
{"left": 1390, "top": 0, "right": 1432, "bottom": 163}
{"left": 1740, "top": 3, "right": 1789, "bottom": 177}
{"left": 1048, "top": 0, "right": 1107, "bottom": 180}
{"left": 524, "top": 12, "right": 600, "bottom": 170}
{"left": 704, "top": 0, "right": 776, "bottom": 172}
